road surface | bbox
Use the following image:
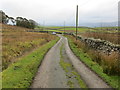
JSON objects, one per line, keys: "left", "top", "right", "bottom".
{"left": 31, "top": 35, "right": 110, "bottom": 88}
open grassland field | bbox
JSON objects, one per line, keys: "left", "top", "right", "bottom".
{"left": 2, "top": 24, "right": 57, "bottom": 70}
{"left": 35, "top": 26, "right": 64, "bottom": 33}
{"left": 89, "top": 27, "right": 118, "bottom": 33}
{"left": 36, "top": 26, "right": 119, "bottom": 34}
{"left": 59, "top": 27, "right": 92, "bottom": 33}
{"left": 45, "top": 26, "right": 118, "bottom": 33}
{"left": 95, "top": 27, "right": 118, "bottom": 31}
{"left": 44, "top": 26, "right": 120, "bottom": 45}
{"left": 35, "top": 26, "right": 93, "bottom": 33}
{"left": 41, "top": 26, "right": 120, "bottom": 45}
{"left": 49, "top": 27, "right": 92, "bottom": 33}
{"left": 79, "top": 32, "right": 120, "bottom": 44}
{"left": 66, "top": 35, "right": 119, "bottom": 89}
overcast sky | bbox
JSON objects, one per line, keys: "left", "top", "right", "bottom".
{"left": 0, "top": 0, "right": 119, "bottom": 26}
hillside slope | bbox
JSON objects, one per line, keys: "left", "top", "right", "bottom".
{"left": 2, "top": 24, "right": 57, "bottom": 70}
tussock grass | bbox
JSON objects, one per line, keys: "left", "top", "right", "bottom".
{"left": 68, "top": 35, "right": 119, "bottom": 75}
{"left": 66, "top": 35, "right": 119, "bottom": 89}
{"left": 80, "top": 32, "right": 120, "bottom": 44}
{"left": 2, "top": 24, "right": 57, "bottom": 70}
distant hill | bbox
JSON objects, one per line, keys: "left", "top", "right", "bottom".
{"left": 48, "top": 21, "right": 118, "bottom": 27}
{"left": 79, "top": 21, "right": 118, "bottom": 27}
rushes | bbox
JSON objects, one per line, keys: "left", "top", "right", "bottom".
{"left": 100, "top": 51, "right": 119, "bottom": 75}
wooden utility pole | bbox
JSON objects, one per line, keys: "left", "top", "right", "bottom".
{"left": 43, "top": 21, "right": 45, "bottom": 31}
{"left": 101, "top": 23, "right": 102, "bottom": 30}
{"left": 64, "top": 21, "right": 65, "bottom": 34}
{"left": 76, "top": 5, "right": 78, "bottom": 40}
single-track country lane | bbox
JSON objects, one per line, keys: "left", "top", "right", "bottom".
{"left": 31, "top": 34, "right": 111, "bottom": 88}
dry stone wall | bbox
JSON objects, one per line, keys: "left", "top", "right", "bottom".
{"left": 72, "top": 34, "right": 120, "bottom": 54}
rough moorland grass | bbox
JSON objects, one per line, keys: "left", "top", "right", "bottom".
{"left": 2, "top": 24, "right": 57, "bottom": 70}
{"left": 67, "top": 36, "right": 119, "bottom": 89}
{"left": 2, "top": 37, "right": 59, "bottom": 88}
{"left": 80, "top": 32, "right": 120, "bottom": 44}
{"left": 59, "top": 44, "right": 87, "bottom": 88}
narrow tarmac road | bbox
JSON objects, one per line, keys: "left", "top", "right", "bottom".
{"left": 31, "top": 35, "right": 111, "bottom": 88}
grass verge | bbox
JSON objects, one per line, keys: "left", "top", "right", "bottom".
{"left": 59, "top": 44, "right": 87, "bottom": 88}
{"left": 2, "top": 37, "right": 59, "bottom": 88}
{"left": 66, "top": 36, "right": 119, "bottom": 89}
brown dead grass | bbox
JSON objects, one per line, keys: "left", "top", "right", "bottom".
{"left": 80, "top": 32, "right": 120, "bottom": 44}
{"left": 68, "top": 35, "right": 119, "bottom": 75}
{"left": 2, "top": 24, "right": 57, "bottom": 70}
